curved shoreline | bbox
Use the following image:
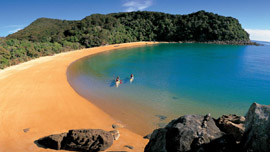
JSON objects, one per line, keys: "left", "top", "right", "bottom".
{"left": 0, "top": 42, "right": 158, "bottom": 152}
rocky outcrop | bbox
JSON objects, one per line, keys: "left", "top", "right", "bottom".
{"left": 215, "top": 114, "right": 245, "bottom": 141}
{"left": 242, "top": 103, "right": 270, "bottom": 152}
{"left": 145, "top": 103, "right": 270, "bottom": 152}
{"left": 145, "top": 114, "right": 229, "bottom": 152}
{"left": 36, "top": 129, "right": 116, "bottom": 151}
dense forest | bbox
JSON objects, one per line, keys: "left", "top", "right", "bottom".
{"left": 0, "top": 39, "right": 82, "bottom": 69}
{"left": 1, "top": 11, "right": 250, "bottom": 69}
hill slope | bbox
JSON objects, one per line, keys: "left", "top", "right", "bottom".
{"left": 8, "top": 18, "right": 76, "bottom": 42}
{"left": 8, "top": 11, "right": 250, "bottom": 46}
{"left": 1, "top": 11, "right": 251, "bottom": 69}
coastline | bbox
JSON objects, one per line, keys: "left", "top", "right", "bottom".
{"left": 168, "top": 40, "right": 261, "bottom": 46}
{"left": 0, "top": 42, "right": 158, "bottom": 152}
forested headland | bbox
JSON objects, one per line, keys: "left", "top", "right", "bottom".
{"left": 1, "top": 11, "right": 251, "bottom": 69}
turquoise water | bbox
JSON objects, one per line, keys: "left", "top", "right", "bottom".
{"left": 68, "top": 43, "right": 270, "bottom": 135}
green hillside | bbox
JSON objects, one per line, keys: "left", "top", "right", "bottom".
{"left": 1, "top": 11, "right": 250, "bottom": 69}
{"left": 8, "top": 18, "right": 76, "bottom": 42}
{"left": 8, "top": 11, "right": 250, "bottom": 45}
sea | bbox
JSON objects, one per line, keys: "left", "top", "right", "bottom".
{"left": 67, "top": 41, "right": 270, "bottom": 135}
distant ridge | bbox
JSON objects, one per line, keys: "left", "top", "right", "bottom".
{"left": 8, "top": 11, "right": 250, "bottom": 46}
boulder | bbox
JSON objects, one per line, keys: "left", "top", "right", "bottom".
{"left": 145, "top": 114, "right": 226, "bottom": 152}
{"left": 63, "top": 129, "right": 114, "bottom": 151}
{"left": 36, "top": 133, "right": 67, "bottom": 150}
{"left": 215, "top": 114, "right": 245, "bottom": 141}
{"left": 242, "top": 103, "right": 270, "bottom": 152}
{"left": 36, "top": 129, "right": 114, "bottom": 151}
{"left": 145, "top": 128, "right": 167, "bottom": 152}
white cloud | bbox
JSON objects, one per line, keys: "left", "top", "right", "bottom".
{"left": 0, "top": 25, "right": 25, "bottom": 36}
{"left": 122, "top": 0, "right": 153, "bottom": 12}
{"left": 8, "top": 28, "right": 22, "bottom": 34}
{"left": 0, "top": 25, "right": 24, "bottom": 29}
{"left": 245, "top": 29, "right": 270, "bottom": 42}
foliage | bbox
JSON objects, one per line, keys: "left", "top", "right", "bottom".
{"left": 0, "top": 38, "right": 83, "bottom": 69}
{"left": 8, "top": 18, "right": 76, "bottom": 42}
{"left": 1, "top": 11, "right": 250, "bottom": 69}
{"left": 7, "top": 11, "right": 249, "bottom": 46}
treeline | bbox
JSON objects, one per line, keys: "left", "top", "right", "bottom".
{"left": 0, "top": 39, "right": 82, "bottom": 69}
{"left": 8, "top": 11, "right": 250, "bottom": 46}
{"left": 8, "top": 18, "right": 77, "bottom": 42}
{"left": 1, "top": 10, "right": 250, "bottom": 69}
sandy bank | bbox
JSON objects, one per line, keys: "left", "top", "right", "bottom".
{"left": 0, "top": 42, "right": 158, "bottom": 152}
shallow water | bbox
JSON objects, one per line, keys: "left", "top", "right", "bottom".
{"left": 67, "top": 43, "right": 270, "bottom": 135}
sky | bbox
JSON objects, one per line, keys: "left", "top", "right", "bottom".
{"left": 0, "top": 0, "right": 270, "bottom": 41}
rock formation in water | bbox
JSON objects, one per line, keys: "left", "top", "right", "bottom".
{"left": 36, "top": 129, "right": 119, "bottom": 151}
{"left": 145, "top": 102, "right": 270, "bottom": 152}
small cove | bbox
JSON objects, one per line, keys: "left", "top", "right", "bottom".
{"left": 67, "top": 43, "right": 270, "bottom": 135}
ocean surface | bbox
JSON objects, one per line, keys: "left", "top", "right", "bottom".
{"left": 67, "top": 42, "right": 270, "bottom": 135}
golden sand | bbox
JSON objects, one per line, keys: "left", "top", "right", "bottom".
{"left": 0, "top": 42, "right": 158, "bottom": 152}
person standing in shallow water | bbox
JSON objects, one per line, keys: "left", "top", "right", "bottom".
{"left": 130, "top": 74, "right": 134, "bottom": 83}
{"left": 115, "top": 76, "right": 120, "bottom": 87}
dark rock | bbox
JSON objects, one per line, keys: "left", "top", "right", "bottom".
{"left": 124, "top": 145, "right": 134, "bottom": 150}
{"left": 241, "top": 103, "right": 270, "bottom": 152}
{"left": 63, "top": 129, "right": 114, "bottom": 151}
{"left": 155, "top": 115, "right": 167, "bottom": 121}
{"left": 143, "top": 133, "right": 152, "bottom": 139}
{"left": 112, "top": 123, "right": 124, "bottom": 129}
{"left": 145, "top": 128, "right": 167, "bottom": 152}
{"left": 36, "top": 133, "right": 67, "bottom": 150}
{"left": 145, "top": 114, "right": 226, "bottom": 152}
{"left": 215, "top": 114, "right": 245, "bottom": 141}
{"left": 23, "top": 128, "right": 30, "bottom": 133}
{"left": 193, "top": 134, "right": 240, "bottom": 152}
{"left": 36, "top": 129, "right": 114, "bottom": 151}
{"left": 112, "top": 124, "right": 118, "bottom": 129}
{"left": 166, "top": 114, "right": 223, "bottom": 152}
{"left": 172, "top": 96, "right": 178, "bottom": 100}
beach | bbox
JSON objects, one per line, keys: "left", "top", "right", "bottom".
{"left": 0, "top": 42, "right": 157, "bottom": 152}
